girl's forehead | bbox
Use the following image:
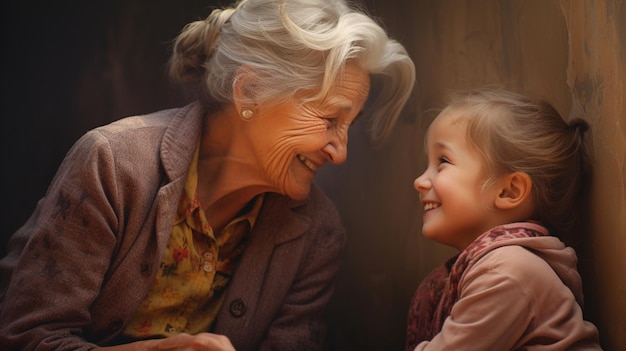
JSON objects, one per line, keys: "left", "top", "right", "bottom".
{"left": 423, "top": 110, "right": 478, "bottom": 155}
{"left": 428, "top": 110, "right": 468, "bottom": 136}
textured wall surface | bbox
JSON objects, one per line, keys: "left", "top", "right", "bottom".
{"left": 319, "top": 0, "right": 625, "bottom": 350}
{"left": 1, "top": 1, "right": 624, "bottom": 350}
{"left": 560, "top": 1, "right": 626, "bottom": 348}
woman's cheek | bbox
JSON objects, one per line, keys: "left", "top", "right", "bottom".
{"left": 263, "top": 144, "right": 295, "bottom": 183}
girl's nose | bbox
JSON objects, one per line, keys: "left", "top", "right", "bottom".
{"left": 413, "top": 172, "right": 431, "bottom": 192}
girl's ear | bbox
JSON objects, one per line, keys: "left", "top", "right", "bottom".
{"left": 494, "top": 172, "right": 532, "bottom": 210}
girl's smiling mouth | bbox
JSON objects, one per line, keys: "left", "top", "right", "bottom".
{"left": 423, "top": 202, "right": 440, "bottom": 211}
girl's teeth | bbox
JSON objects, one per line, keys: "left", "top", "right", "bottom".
{"left": 424, "top": 203, "right": 440, "bottom": 211}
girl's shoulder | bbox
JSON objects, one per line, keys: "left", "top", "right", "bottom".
{"left": 465, "top": 244, "right": 581, "bottom": 301}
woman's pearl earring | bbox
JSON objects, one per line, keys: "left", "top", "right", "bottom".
{"left": 241, "top": 108, "right": 254, "bottom": 121}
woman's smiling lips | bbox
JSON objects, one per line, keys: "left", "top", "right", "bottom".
{"left": 297, "top": 154, "right": 319, "bottom": 172}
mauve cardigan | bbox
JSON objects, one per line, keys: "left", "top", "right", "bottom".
{"left": 0, "top": 102, "right": 347, "bottom": 351}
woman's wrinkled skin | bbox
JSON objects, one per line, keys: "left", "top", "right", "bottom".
{"left": 249, "top": 62, "right": 370, "bottom": 200}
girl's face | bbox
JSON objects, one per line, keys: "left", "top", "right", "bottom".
{"left": 413, "top": 111, "right": 503, "bottom": 251}
{"left": 246, "top": 62, "right": 370, "bottom": 200}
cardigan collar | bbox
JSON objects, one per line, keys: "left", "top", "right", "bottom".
{"left": 160, "top": 101, "right": 204, "bottom": 182}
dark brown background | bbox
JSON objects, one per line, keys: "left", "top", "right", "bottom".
{"left": 2, "top": 1, "right": 624, "bottom": 350}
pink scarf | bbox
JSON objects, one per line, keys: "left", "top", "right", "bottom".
{"left": 405, "top": 223, "right": 548, "bottom": 351}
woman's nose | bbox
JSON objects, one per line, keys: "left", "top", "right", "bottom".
{"left": 323, "top": 140, "right": 347, "bottom": 164}
{"left": 323, "top": 128, "right": 348, "bottom": 164}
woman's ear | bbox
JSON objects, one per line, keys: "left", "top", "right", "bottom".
{"left": 232, "top": 65, "right": 256, "bottom": 114}
{"left": 494, "top": 172, "right": 532, "bottom": 210}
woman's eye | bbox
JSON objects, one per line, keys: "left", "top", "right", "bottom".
{"left": 324, "top": 117, "right": 338, "bottom": 128}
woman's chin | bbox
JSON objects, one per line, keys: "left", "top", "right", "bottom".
{"left": 281, "top": 182, "right": 311, "bottom": 201}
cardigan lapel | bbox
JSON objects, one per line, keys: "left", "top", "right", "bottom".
{"left": 154, "top": 102, "right": 205, "bottom": 263}
{"left": 212, "top": 192, "right": 311, "bottom": 344}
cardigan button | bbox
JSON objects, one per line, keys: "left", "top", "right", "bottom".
{"left": 229, "top": 298, "right": 247, "bottom": 317}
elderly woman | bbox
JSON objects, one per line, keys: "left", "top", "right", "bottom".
{"left": 0, "top": 0, "right": 414, "bottom": 350}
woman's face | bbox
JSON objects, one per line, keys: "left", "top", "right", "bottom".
{"left": 246, "top": 62, "right": 370, "bottom": 200}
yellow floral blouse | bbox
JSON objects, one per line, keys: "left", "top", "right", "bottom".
{"left": 123, "top": 143, "right": 263, "bottom": 338}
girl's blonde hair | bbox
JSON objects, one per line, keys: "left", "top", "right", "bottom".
{"left": 168, "top": 0, "right": 415, "bottom": 144}
{"left": 443, "top": 89, "right": 591, "bottom": 239}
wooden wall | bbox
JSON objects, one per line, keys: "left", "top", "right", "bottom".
{"left": 2, "top": 1, "right": 624, "bottom": 350}
{"left": 320, "top": 1, "right": 625, "bottom": 350}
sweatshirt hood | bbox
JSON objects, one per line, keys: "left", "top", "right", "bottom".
{"left": 479, "top": 222, "right": 585, "bottom": 306}
{"left": 518, "top": 237, "right": 584, "bottom": 306}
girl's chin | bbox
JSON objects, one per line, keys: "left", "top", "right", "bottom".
{"left": 421, "top": 226, "right": 445, "bottom": 243}
{"left": 420, "top": 227, "right": 435, "bottom": 239}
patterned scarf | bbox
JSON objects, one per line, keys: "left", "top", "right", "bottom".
{"left": 405, "top": 223, "right": 548, "bottom": 351}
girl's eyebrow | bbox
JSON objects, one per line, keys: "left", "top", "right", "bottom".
{"left": 433, "top": 141, "right": 453, "bottom": 152}
{"left": 424, "top": 141, "right": 453, "bottom": 158}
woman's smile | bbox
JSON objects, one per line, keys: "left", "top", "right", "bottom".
{"left": 297, "top": 154, "right": 319, "bottom": 172}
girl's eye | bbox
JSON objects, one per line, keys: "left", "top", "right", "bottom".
{"left": 436, "top": 156, "right": 451, "bottom": 171}
{"left": 438, "top": 156, "right": 450, "bottom": 165}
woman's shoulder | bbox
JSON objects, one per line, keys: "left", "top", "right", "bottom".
{"left": 93, "top": 105, "right": 188, "bottom": 138}
{"left": 72, "top": 104, "right": 198, "bottom": 158}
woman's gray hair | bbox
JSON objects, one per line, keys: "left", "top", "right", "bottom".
{"left": 168, "top": 0, "right": 415, "bottom": 144}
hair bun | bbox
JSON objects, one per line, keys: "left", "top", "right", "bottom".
{"left": 568, "top": 118, "right": 589, "bottom": 133}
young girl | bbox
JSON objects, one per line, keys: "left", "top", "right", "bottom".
{"left": 406, "top": 89, "right": 602, "bottom": 350}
